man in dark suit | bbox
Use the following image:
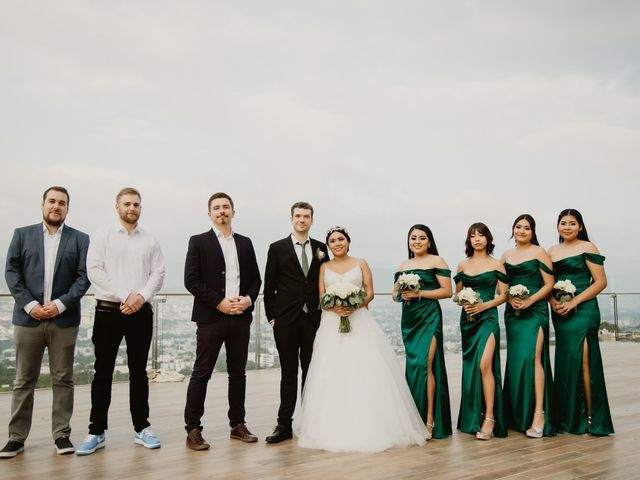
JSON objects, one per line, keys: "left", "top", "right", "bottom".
{"left": 183, "top": 192, "right": 262, "bottom": 450}
{"left": 1, "top": 186, "right": 90, "bottom": 458}
{"left": 264, "top": 201, "right": 329, "bottom": 443}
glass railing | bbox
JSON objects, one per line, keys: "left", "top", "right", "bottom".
{"left": 0, "top": 292, "right": 638, "bottom": 391}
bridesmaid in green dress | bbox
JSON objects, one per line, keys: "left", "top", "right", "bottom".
{"left": 454, "top": 223, "right": 508, "bottom": 440}
{"left": 500, "top": 214, "right": 556, "bottom": 438}
{"left": 548, "top": 209, "right": 614, "bottom": 435}
{"left": 393, "top": 224, "right": 452, "bottom": 440}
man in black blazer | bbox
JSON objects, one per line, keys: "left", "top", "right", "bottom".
{"left": 263, "top": 201, "right": 329, "bottom": 443}
{"left": 183, "top": 192, "right": 262, "bottom": 450}
{"left": 2, "top": 186, "right": 90, "bottom": 458}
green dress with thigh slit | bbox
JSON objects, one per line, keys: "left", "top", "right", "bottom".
{"left": 453, "top": 270, "right": 508, "bottom": 437}
{"left": 552, "top": 253, "right": 614, "bottom": 435}
{"left": 395, "top": 268, "right": 452, "bottom": 439}
{"left": 503, "top": 259, "right": 556, "bottom": 436}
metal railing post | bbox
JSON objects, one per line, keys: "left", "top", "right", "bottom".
{"left": 254, "top": 298, "right": 262, "bottom": 369}
{"left": 611, "top": 294, "right": 619, "bottom": 341}
{"left": 151, "top": 296, "right": 167, "bottom": 370}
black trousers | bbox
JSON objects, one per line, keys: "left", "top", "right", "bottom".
{"left": 89, "top": 303, "right": 153, "bottom": 435}
{"left": 273, "top": 311, "right": 317, "bottom": 426}
{"left": 184, "top": 317, "right": 251, "bottom": 431}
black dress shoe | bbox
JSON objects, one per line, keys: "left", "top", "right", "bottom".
{"left": 265, "top": 425, "right": 293, "bottom": 444}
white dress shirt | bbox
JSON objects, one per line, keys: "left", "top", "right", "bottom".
{"left": 24, "top": 223, "right": 66, "bottom": 314}
{"left": 212, "top": 226, "right": 240, "bottom": 298}
{"left": 87, "top": 222, "right": 165, "bottom": 302}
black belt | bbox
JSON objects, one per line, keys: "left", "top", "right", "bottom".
{"left": 96, "top": 300, "right": 121, "bottom": 309}
{"left": 96, "top": 299, "right": 151, "bottom": 311}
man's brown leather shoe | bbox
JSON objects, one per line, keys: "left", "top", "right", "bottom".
{"left": 230, "top": 424, "right": 258, "bottom": 443}
{"left": 186, "top": 428, "right": 210, "bottom": 450}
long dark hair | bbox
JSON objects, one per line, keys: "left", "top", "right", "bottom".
{"left": 510, "top": 214, "right": 540, "bottom": 246}
{"left": 557, "top": 209, "right": 590, "bottom": 242}
{"left": 407, "top": 224, "right": 439, "bottom": 258}
{"left": 465, "top": 222, "right": 495, "bottom": 257}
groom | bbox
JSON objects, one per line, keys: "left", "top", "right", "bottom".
{"left": 263, "top": 202, "right": 328, "bottom": 443}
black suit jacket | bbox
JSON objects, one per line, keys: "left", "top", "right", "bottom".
{"left": 5, "top": 223, "right": 91, "bottom": 328}
{"left": 184, "top": 229, "right": 261, "bottom": 324}
{"left": 263, "top": 236, "right": 329, "bottom": 328}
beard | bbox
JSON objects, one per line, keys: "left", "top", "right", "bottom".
{"left": 119, "top": 211, "right": 140, "bottom": 225}
{"left": 43, "top": 211, "right": 64, "bottom": 227}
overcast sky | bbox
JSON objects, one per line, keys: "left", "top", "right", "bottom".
{"left": 1, "top": 1, "right": 638, "bottom": 293}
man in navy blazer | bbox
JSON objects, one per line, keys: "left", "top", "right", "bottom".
{"left": 183, "top": 192, "right": 261, "bottom": 450}
{"left": 1, "top": 186, "right": 90, "bottom": 458}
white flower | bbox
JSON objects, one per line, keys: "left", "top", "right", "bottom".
{"left": 508, "top": 284, "right": 530, "bottom": 297}
{"left": 395, "top": 273, "right": 421, "bottom": 291}
{"left": 316, "top": 248, "right": 325, "bottom": 261}
{"left": 453, "top": 287, "right": 481, "bottom": 305}
{"left": 326, "top": 282, "right": 360, "bottom": 299}
{"left": 553, "top": 279, "right": 576, "bottom": 294}
{"left": 452, "top": 287, "right": 482, "bottom": 322}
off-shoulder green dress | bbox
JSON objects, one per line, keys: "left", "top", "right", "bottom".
{"left": 453, "top": 270, "right": 508, "bottom": 438}
{"left": 395, "top": 268, "right": 452, "bottom": 439}
{"left": 552, "top": 253, "right": 614, "bottom": 435}
{"left": 503, "top": 260, "right": 556, "bottom": 436}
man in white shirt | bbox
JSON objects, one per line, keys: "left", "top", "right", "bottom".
{"left": 183, "top": 192, "right": 261, "bottom": 450}
{"left": 2, "top": 186, "right": 90, "bottom": 458}
{"left": 76, "top": 187, "right": 165, "bottom": 456}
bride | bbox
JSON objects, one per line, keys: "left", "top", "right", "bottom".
{"left": 295, "top": 226, "right": 427, "bottom": 452}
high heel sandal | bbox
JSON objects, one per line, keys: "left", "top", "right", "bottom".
{"left": 526, "top": 410, "right": 545, "bottom": 438}
{"left": 476, "top": 417, "right": 495, "bottom": 440}
{"left": 587, "top": 416, "right": 592, "bottom": 433}
{"left": 425, "top": 422, "right": 434, "bottom": 441}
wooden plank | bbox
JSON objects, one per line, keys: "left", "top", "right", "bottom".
{"left": 0, "top": 342, "right": 638, "bottom": 479}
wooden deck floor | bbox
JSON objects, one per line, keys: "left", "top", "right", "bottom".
{"left": 1, "top": 342, "right": 639, "bottom": 480}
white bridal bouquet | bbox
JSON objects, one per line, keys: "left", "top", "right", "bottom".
{"left": 453, "top": 287, "right": 482, "bottom": 322}
{"left": 320, "top": 282, "right": 367, "bottom": 333}
{"left": 395, "top": 272, "right": 422, "bottom": 304}
{"left": 553, "top": 279, "right": 576, "bottom": 304}
{"left": 508, "top": 284, "right": 531, "bottom": 316}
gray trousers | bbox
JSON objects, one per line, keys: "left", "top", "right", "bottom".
{"left": 9, "top": 322, "right": 78, "bottom": 443}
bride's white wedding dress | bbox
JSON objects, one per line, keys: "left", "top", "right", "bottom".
{"left": 295, "top": 263, "right": 426, "bottom": 453}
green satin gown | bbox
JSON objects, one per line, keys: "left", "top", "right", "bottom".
{"left": 395, "top": 269, "right": 452, "bottom": 439}
{"left": 503, "top": 260, "right": 556, "bottom": 436}
{"left": 552, "top": 253, "right": 614, "bottom": 435}
{"left": 454, "top": 270, "right": 508, "bottom": 438}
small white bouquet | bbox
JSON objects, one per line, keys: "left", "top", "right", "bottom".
{"left": 395, "top": 272, "right": 422, "bottom": 304}
{"left": 507, "top": 284, "right": 531, "bottom": 316}
{"left": 453, "top": 287, "right": 482, "bottom": 322}
{"left": 553, "top": 279, "right": 576, "bottom": 304}
{"left": 320, "top": 282, "right": 367, "bottom": 333}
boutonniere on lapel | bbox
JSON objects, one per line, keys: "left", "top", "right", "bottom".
{"left": 315, "top": 248, "right": 326, "bottom": 261}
